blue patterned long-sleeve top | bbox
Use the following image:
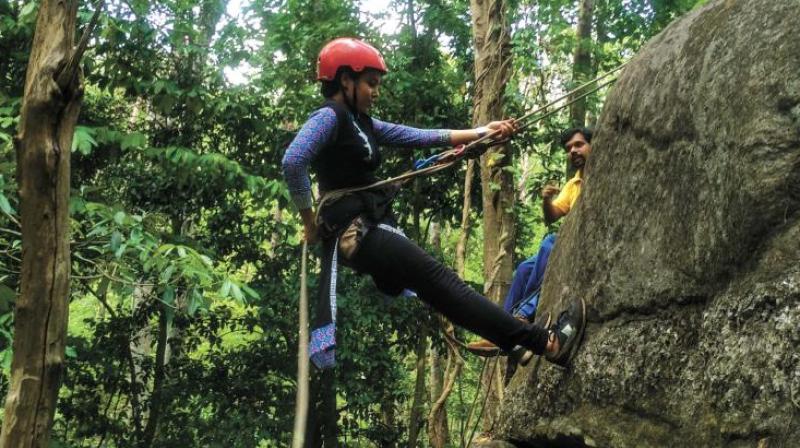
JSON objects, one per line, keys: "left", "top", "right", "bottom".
{"left": 281, "top": 106, "right": 452, "bottom": 209}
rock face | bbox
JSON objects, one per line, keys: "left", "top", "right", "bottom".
{"left": 497, "top": 0, "right": 800, "bottom": 446}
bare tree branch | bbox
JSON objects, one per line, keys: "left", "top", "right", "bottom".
{"left": 57, "top": 0, "right": 106, "bottom": 89}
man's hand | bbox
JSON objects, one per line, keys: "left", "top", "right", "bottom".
{"left": 541, "top": 181, "right": 565, "bottom": 225}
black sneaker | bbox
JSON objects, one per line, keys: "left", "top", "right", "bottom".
{"left": 533, "top": 310, "right": 552, "bottom": 330}
{"left": 545, "top": 298, "right": 586, "bottom": 367}
{"left": 508, "top": 345, "right": 533, "bottom": 366}
{"left": 507, "top": 311, "right": 552, "bottom": 367}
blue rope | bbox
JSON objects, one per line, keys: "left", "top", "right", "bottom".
{"left": 414, "top": 153, "right": 442, "bottom": 171}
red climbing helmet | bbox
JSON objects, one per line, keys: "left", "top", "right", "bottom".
{"left": 317, "top": 38, "right": 388, "bottom": 81}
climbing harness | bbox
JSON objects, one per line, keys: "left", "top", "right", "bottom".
{"left": 316, "top": 60, "right": 628, "bottom": 215}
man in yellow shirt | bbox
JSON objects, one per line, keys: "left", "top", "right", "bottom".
{"left": 467, "top": 128, "right": 592, "bottom": 356}
{"left": 543, "top": 127, "right": 592, "bottom": 223}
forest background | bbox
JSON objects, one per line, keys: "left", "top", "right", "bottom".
{"left": 0, "top": 0, "right": 703, "bottom": 446}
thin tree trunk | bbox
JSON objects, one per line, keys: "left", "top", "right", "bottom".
{"left": 427, "top": 221, "right": 446, "bottom": 448}
{"left": 428, "top": 318, "right": 463, "bottom": 447}
{"left": 269, "top": 207, "right": 283, "bottom": 258}
{"left": 380, "top": 400, "right": 397, "bottom": 446}
{"left": 141, "top": 304, "right": 169, "bottom": 446}
{"left": 516, "top": 152, "right": 533, "bottom": 203}
{"left": 125, "top": 342, "right": 144, "bottom": 441}
{"left": 1, "top": 1, "right": 89, "bottom": 445}
{"left": 455, "top": 160, "right": 476, "bottom": 278}
{"left": 407, "top": 325, "right": 429, "bottom": 448}
{"left": 429, "top": 348, "right": 443, "bottom": 416}
{"left": 587, "top": 0, "right": 609, "bottom": 128}
{"left": 469, "top": 0, "right": 515, "bottom": 435}
{"left": 568, "top": 0, "right": 595, "bottom": 179}
{"left": 428, "top": 346, "right": 448, "bottom": 448}
{"left": 128, "top": 283, "right": 153, "bottom": 442}
{"left": 569, "top": 0, "right": 595, "bottom": 128}
{"left": 427, "top": 222, "right": 461, "bottom": 448}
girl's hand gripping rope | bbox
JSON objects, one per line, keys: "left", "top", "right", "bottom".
{"left": 485, "top": 118, "right": 519, "bottom": 139}
{"left": 413, "top": 119, "right": 519, "bottom": 170}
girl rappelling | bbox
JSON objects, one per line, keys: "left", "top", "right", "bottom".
{"left": 281, "top": 37, "right": 586, "bottom": 374}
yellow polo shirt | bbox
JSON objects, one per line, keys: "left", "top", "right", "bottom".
{"left": 551, "top": 170, "right": 583, "bottom": 215}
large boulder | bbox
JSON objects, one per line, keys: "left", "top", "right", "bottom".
{"left": 497, "top": 0, "right": 800, "bottom": 446}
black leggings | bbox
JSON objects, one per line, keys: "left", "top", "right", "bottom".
{"left": 349, "top": 226, "right": 549, "bottom": 354}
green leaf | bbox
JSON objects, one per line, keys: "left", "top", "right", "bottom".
{"left": 187, "top": 288, "right": 202, "bottom": 316}
{"left": 1, "top": 349, "right": 11, "bottom": 372}
{"left": 113, "top": 211, "right": 125, "bottom": 225}
{"left": 72, "top": 126, "right": 97, "bottom": 155}
{"left": 0, "top": 194, "right": 12, "bottom": 215}
{"left": 19, "top": 2, "right": 36, "bottom": 20}
{"left": 155, "top": 94, "right": 178, "bottom": 113}
{"left": 64, "top": 346, "right": 77, "bottom": 358}
{"left": 162, "top": 286, "right": 175, "bottom": 306}
{"left": 160, "top": 264, "right": 175, "bottom": 284}
{"left": 230, "top": 283, "right": 244, "bottom": 302}
{"left": 110, "top": 231, "right": 123, "bottom": 252}
{"left": 199, "top": 255, "right": 213, "bottom": 267}
{"left": 129, "top": 228, "right": 143, "bottom": 244}
{"left": 121, "top": 132, "right": 147, "bottom": 151}
{"left": 114, "top": 243, "right": 127, "bottom": 259}
{"left": 0, "top": 285, "right": 15, "bottom": 311}
{"left": 69, "top": 196, "right": 86, "bottom": 214}
{"left": 219, "top": 280, "right": 232, "bottom": 298}
{"left": 241, "top": 285, "right": 260, "bottom": 300}
{"left": 164, "top": 305, "right": 175, "bottom": 328}
{"left": 157, "top": 244, "right": 175, "bottom": 255}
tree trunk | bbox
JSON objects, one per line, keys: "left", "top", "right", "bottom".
{"left": 427, "top": 221, "right": 458, "bottom": 448}
{"left": 128, "top": 284, "right": 153, "bottom": 441}
{"left": 141, "top": 304, "right": 169, "bottom": 446}
{"left": 406, "top": 325, "right": 428, "bottom": 448}
{"left": 428, "top": 346, "right": 448, "bottom": 448}
{"left": 588, "top": 0, "right": 609, "bottom": 128}
{"left": 431, "top": 361, "right": 447, "bottom": 442}
{"left": 380, "top": 400, "right": 397, "bottom": 446}
{"left": 569, "top": 0, "right": 595, "bottom": 128}
{"left": 269, "top": 207, "right": 283, "bottom": 258}
{"left": 428, "top": 319, "right": 464, "bottom": 446}
{"left": 1, "top": 1, "right": 84, "bottom": 446}
{"left": 455, "top": 160, "right": 476, "bottom": 278}
{"left": 469, "top": 0, "right": 515, "bottom": 435}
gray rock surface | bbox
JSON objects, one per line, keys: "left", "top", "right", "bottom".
{"left": 496, "top": 0, "right": 800, "bottom": 446}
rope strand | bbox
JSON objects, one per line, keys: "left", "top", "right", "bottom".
{"left": 291, "top": 241, "right": 310, "bottom": 448}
